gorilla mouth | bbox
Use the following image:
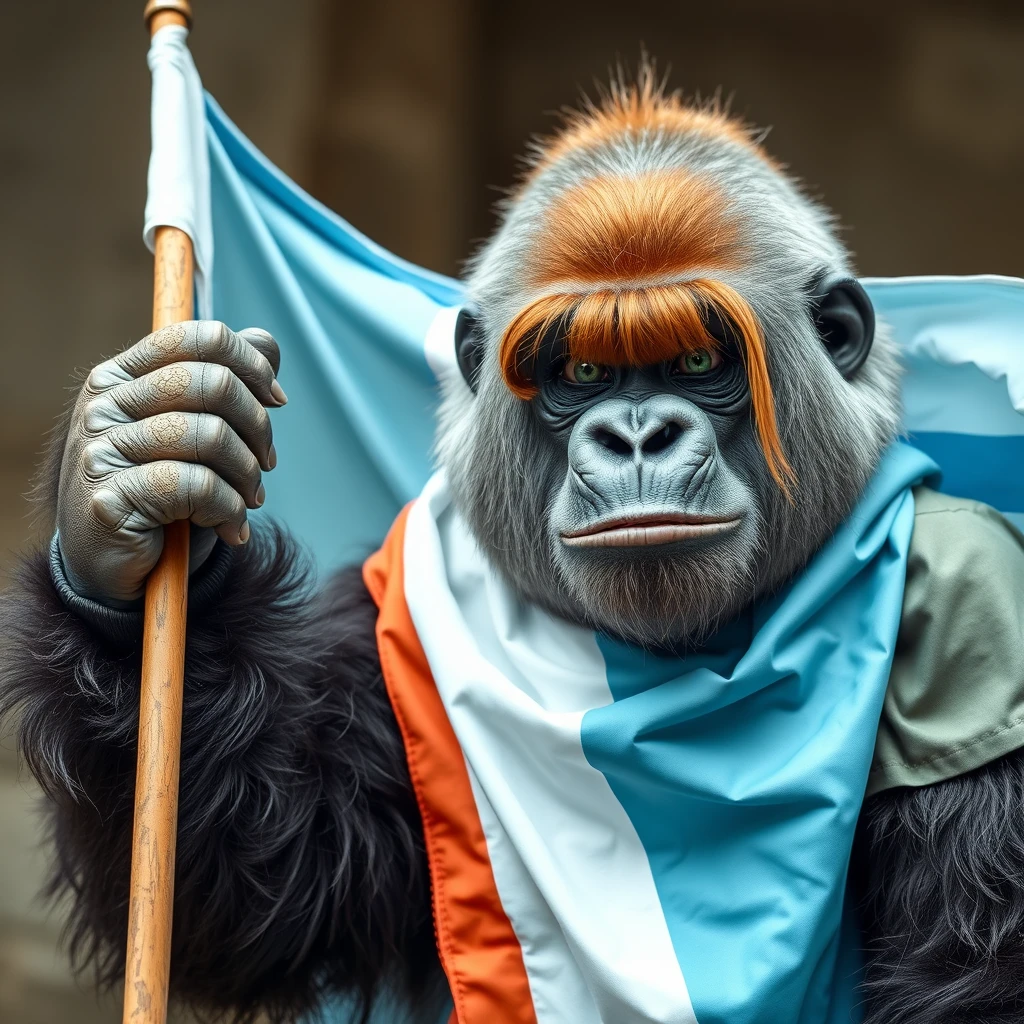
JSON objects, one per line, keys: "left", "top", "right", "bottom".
{"left": 561, "top": 514, "right": 741, "bottom": 548}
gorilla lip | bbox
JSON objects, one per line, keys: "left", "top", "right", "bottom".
{"left": 561, "top": 514, "right": 741, "bottom": 548}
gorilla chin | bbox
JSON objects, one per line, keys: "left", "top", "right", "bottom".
{"left": 551, "top": 512, "right": 760, "bottom": 649}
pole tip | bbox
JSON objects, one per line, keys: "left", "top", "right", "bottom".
{"left": 144, "top": 0, "right": 193, "bottom": 30}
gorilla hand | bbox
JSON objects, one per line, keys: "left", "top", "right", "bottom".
{"left": 55, "top": 321, "right": 284, "bottom": 606}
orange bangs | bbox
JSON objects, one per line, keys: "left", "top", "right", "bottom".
{"left": 499, "top": 280, "right": 794, "bottom": 494}
{"left": 528, "top": 169, "right": 743, "bottom": 287}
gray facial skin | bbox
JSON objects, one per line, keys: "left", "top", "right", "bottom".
{"left": 437, "top": 113, "right": 903, "bottom": 649}
{"left": 539, "top": 360, "right": 760, "bottom": 643}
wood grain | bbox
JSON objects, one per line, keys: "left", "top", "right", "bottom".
{"left": 123, "top": 5, "right": 196, "bottom": 1021}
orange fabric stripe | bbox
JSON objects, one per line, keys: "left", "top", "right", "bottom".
{"left": 364, "top": 507, "right": 537, "bottom": 1024}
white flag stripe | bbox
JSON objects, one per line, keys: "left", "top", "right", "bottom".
{"left": 423, "top": 305, "right": 461, "bottom": 380}
{"left": 403, "top": 474, "right": 698, "bottom": 1024}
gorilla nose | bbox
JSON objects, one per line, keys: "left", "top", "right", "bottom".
{"left": 586, "top": 409, "right": 687, "bottom": 461}
{"left": 593, "top": 420, "right": 685, "bottom": 459}
{"left": 567, "top": 396, "right": 708, "bottom": 502}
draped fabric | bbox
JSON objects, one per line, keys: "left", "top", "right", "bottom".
{"left": 366, "top": 444, "right": 936, "bottom": 1024}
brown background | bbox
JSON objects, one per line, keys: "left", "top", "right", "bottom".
{"left": 1, "top": 1, "right": 1022, "bottom": 1020}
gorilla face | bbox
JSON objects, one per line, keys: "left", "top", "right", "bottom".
{"left": 531, "top": 346, "right": 765, "bottom": 644}
{"left": 442, "top": 314, "right": 786, "bottom": 647}
{"left": 440, "top": 271, "right": 899, "bottom": 651}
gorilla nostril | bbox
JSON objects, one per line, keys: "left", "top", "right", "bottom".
{"left": 593, "top": 428, "right": 633, "bottom": 457}
{"left": 642, "top": 421, "right": 683, "bottom": 456}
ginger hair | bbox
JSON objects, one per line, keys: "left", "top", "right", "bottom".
{"left": 498, "top": 281, "right": 794, "bottom": 495}
{"left": 498, "top": 69, "right": 793, "bottom": 492}
{"left": 524, "top": 61, "right": 774, "bottom": 180}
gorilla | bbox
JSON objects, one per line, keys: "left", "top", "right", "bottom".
{"left": 4, "top": 74, "right": 1024, "bottom": 1024}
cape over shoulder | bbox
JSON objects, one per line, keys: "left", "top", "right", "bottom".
{"left": 361, "top": 446, "right": 932, "bottom": 1024}
{"left": 870, "top": 487, "right": 1024, "bottom": 794}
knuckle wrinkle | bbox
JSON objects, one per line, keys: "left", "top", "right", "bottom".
{"left": 206, "top": 365, "right": 235, "bottom": 405}
{"left": 81, "top": 440, "right": 106, "bottom": 478}
{"left": 203, "top": 321, "right": 232, "bottom": 358}
{"left": 89, "top": 488, "right": 124, "bottom": 529}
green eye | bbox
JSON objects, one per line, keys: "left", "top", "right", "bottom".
{"left": 563, "top": 359, "right": 607, "bottom": 384}
{"left": 677, "top": 349, "right": 720, "bottom": 375}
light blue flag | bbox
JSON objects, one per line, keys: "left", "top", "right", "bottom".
{"left": 202, "top": 90, "right": 1024, "bottom": 563}
{"left": 203, "top": 94, "right": 462, "bottom": 570}
{"left": 145, "top": 24, "right": 1024, "bottom": 569}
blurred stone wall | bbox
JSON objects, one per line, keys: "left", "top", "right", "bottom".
{"left": 307, "top": 0, "right": 1024, "bottom": 280}
{"left": 2, "top": 0, "right": 1023, "bottom": 1021}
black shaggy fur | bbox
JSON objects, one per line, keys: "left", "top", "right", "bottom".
{"left": 0, "top": 529, "right": 440, "bottom": 1023}
{"left": 6, "top": 518, "right": 1024, "bottom": 1021}
{"left": 857, "top": 752, "right": 1024, "bottom": 1024}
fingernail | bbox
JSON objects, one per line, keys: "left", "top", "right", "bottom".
{"left": 255, "top": 484, "right": 266, "bottom": 507}
{"left": 270, "top": 380, "right": 288, "bottom": 405}
{"left": 239, "top": 521, "right": 251, "bottom": 543}
{"left": 268, "top": 444, "right": 278, "bottom": 470}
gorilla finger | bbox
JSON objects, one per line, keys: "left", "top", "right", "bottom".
{"left": 183, "top": 464, "right": 251, "bottom": 546}
{"left": 238, "top": 327, "right": 282, "bottom": 379}
{"left": 189, "top": 320, "right": 283, "bottom": 406}
{"left": 96, "top": 461, "right": 247, "bottom": 545}
{"left": 101, "top": 362, "right": 274, "bottom": 470}
{"left": 103, "top": 413, "right": 264, "bottom": 508}
{"left": 110, "top": 321, "right": 220, "bottom": 378}
{"left": 111, "top": 321, "right": 282, "bottom": 407}
{"left": 83, "top": 354, "right": 134, "bottom": 394}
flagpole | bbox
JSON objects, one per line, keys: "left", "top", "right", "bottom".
{"left": 124, "top": 3, "right": 195, "bottom": 1021}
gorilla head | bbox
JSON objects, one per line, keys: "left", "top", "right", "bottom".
{"left": 437, "top": 73, "right": 902, "bottom": 647}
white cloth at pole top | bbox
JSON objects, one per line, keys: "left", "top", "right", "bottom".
{"left": 144, "top": 24, "right": 213, "bottom": 320}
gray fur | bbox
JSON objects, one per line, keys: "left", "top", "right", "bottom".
{"left": 436, "top": 97, "right": 902, "bottom": 647}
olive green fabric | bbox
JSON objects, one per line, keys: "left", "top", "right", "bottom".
{"left": 868, "top": 487, "right": 1024, "bottom": 795}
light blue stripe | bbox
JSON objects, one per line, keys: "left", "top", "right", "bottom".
{"left": 580, "top": 444, "right": 935, "bottom": 1024}
{"left": 206, "top": 95, "right": 464, "bottom": 308}
{"left": 205, "top": 98, "right": 446, "bottom": 570}
{"left": 902, "top": 355, "right": 1024, "bottom": 437}
{"left": 866, "top": 275, "right": 1024, "bottom": 438}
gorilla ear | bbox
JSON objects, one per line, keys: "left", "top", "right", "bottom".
{"left": 455, "top": 308, "right": 484, "bottom": 392}
{"left": 809, "top": 273, "right": 875, "bottom": 379}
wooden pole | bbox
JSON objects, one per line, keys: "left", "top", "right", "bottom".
{"left": 124, "top": 3, "right": 195, "bottom": 1022}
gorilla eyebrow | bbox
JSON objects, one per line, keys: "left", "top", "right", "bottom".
{"left": 499, "top": 281, "right": 795, "bottom": 495}
{"left": 528, "top": 169, "right": 744, "bottom": 287}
